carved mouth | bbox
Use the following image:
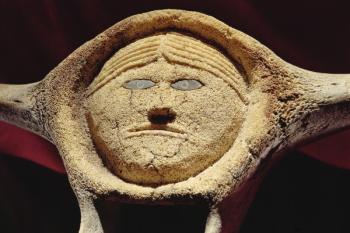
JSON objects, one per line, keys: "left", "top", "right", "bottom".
{"left": 124, "top": 124, "right": 188, "bottom": 139}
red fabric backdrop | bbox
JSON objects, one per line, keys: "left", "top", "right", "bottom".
{"left": 0, "top": 0, "right": 349, "bottom": 173}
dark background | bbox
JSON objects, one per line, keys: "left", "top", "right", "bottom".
{"left": 0, "top": 0, "right": 350, "bottom": 232}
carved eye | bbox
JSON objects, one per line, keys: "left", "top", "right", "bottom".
{"left": 123, "top": 79, "right": 156, "bottom": 89}
{"left": 171, "top": 79, "right": 203, "bottom": 91}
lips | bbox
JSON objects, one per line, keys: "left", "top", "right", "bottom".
{"left": 124, "top": 123, "right": 188, "bottom": 139}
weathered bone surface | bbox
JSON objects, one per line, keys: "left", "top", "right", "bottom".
{"left": 87, "top": 32, "right": 247, "bottom": 185}
{"left": 0, "top": 9, "right": 349, "bottom": 233}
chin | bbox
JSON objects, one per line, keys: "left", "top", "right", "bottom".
{"left": 121, "top": 135, "right": 187, "bottom": 157}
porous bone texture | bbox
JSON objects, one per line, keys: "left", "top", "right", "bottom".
{"left": 87, "top": 32, "right": 247, "bottom": 185}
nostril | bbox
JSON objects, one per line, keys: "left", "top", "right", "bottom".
{"left": 147, "top": 108, "right": 176, "bottom": 125}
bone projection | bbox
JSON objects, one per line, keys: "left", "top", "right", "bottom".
{"left": 0, "top": 10, "right": 349, "bottom": 233}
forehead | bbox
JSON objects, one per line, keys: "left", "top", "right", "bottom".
{"left": 111, "top": 61, "right": 216, "bottom": 83}
{"left": 89, "top": 32, "right": 246, "bottom": 97}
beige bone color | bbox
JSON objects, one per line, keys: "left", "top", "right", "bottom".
{"left": 87, "top": 32, "right": 247, "bottom": 185}
{"left": 0, "top": 9, "right": 350, "bottom": 233}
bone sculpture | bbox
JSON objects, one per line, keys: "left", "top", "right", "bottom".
{"left": 0, "top": 9, "right": 349, "bottom": 233}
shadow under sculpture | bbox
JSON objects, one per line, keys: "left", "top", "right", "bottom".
{"left": 0, "top": 10, "right": 350, "bottom": 233}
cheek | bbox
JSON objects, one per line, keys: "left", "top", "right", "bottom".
{"left": 88, "top": 86, "right": 144, "bottom": 129}
{"left": 180, "top": 88, "right": 245, "bottom": 137}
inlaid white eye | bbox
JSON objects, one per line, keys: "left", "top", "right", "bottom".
{"left": 123, "top": 79, "right": 156, "bottom": 89}
{"left": 171, "top": 79, "right": 203, "bottom": 91}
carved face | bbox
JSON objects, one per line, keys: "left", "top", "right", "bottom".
{"left": 87, "top": 33, "right": 247, "bottom": 185}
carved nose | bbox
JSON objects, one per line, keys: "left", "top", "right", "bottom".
{"left": 147, "top": 108, "right": 176, "bottom": 125}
